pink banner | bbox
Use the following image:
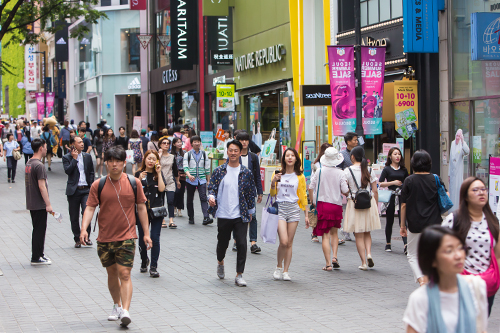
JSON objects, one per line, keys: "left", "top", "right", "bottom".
{"left": 46, "top": 92, "right": 55, "bottom": 117}
{"left": 36, "top": 93, "right": 45, "bottom": 121}
{"left": 327, "top": 46, "right": 356, "bottom": 136}
{"left": 361, "top": 46, "right": 385, "bottom": 135}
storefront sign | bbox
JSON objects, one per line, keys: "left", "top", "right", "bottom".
{"left": 36, "top": 93, "right": 45, "bottom": 121}
{"left": 203, "top": 0, "right": 228, "bottom": 16}
{"left": 25, "top": 45, "right": 37, "bottom": 91}
{"left": 54, "top": 21, "right": 69, "bottom": 62}
{"left": 361, "top": 46, "right": 385, "bottom": 135}
{"left": 489, "top": 156, "right": 500, "bottom": 212}
{"left": 403, "top": 0, "right": 439, "bottom": 53}
{"left": 216, "top": 84, "right": 235, "bottom": 111}
{"left": 327, "top": 46, "right": 356, "bottom": 136}
{"left": 471, "top": 12, "right": 500, "bottom": 61}
{"left": 162, "top": 69, "right": 179, "bottom": 84}
{"left": 215, "top": 128, "right": 225, "bottom": 141}
{"left": 128, "top": 77, "right": 141, "bottom": 90}
{"left": 46, "top": 92, "right": 55, "bottom": 117}
{"left": 234, "top": 44, "right": 284, "bottom": 72}
{"left": 130, "top": 0, "right": 146, "bottom": 10}
{"left": 473, "top": 136, "right": 482, "bottom": 163}
{"left": 55, "top": 69, "right": 66, "bottom": 98}
{"left": 300, "top": 85, "right": 331, "bottom": 106}
{"left": 200, "top": 131, "right": 214, "bottom": 148}
{"left": 211, "top": 50, "right": 233, "bottom": 67}
{"left": 171, "top": 0, "right": 198, "bottom": 70}
{"left": 394, "top": 80, "right": 419, "bottom": 140}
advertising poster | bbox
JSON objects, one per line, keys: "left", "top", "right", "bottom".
{"left": 36, "top": 93, "right": 45, "bottom": 121}
{"left": 396, "top": 138, "right": 404, "bottom": 157}
{"left": 327, "top": 46, "right": 356, "bottom": 135}
{"left": 473, "top": 136, "right": 482, "bottom": 163}
{"left": 200, "top": 131, "right": 214, "bottom": 148}
{"left": 133, "top": 116, "right": 142, "bottom": 132}
{"left": 216, "top": 84, "right": 235, "bottom": 111}
{"left": 489, "top": 157, "right": 500, "bottom": 213}
{"left": 361, "top": 46, "right": 385, "bottom": 135}
{"left": 482, "top": 62, "right": 500, "bottom": 96}
{"left": 46, "top": 92, "right": 55, "bottom": 117}
{"left": 383, "top": 143, "right": 398, "bottom": 156}
{"left": 394, "top": 80, "right": 419, "bottom": 139}
{"left": 261, "top": 139, "right": 277, "bottom": 158}
{"left": 29, "top": 103, "right": 37, "bottom": 120}
{"left": 303, "top": 142, "right": 315, "bottom": 186}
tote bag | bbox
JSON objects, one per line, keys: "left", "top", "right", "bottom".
{"left": 125, "top": 150, "right": 135, "bottom": 164}
{"left": 260, "top": 196, "right": 279, "bottom": 244}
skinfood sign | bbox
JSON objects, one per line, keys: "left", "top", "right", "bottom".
{"left": 235, "top": 44, "right": 283, "bottom": 72}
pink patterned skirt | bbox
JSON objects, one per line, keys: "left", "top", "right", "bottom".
{"left": 313, "top": 201, "right": 343, "bottom": 236}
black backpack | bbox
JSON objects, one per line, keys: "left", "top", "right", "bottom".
{"left": 348, "top": 167, "right": 372, "bottom": 209}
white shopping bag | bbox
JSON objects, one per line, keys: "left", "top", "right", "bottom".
{"left": 125, "top": 150, "right": 134, "bottom": 164}
{"left": 260, "top": 199, "right": 279, "bottom": 244}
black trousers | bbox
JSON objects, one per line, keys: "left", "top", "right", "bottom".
{"left": 186, "top": 182, "right": 209, "bottom": 219}
{"left": 385, "top": 194, "right": 407, "bottom": 245}
{"left": 24, "top": 153, "right": 33, "bottom": 164}
{"left": 174, "top": 180, "right": 186, "bottom": 210}
{"left": 164, "top": 191, "right": 175, "bottom": 218}
{"left": 217, "top": 218, "right": 248, "bottom": 274}
{"left": 62, "top": 140, "right": 70, "bottom": 154}
{"left": 30, "top": 209, "right": 47, "bottom": 261}
{"left": 67, "top": 187, "right": 91, "bottom": 242}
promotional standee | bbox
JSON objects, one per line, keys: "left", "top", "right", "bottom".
{"left": 448, "top": 129, "right": 470, "bottom": 210}
{"left": 216, "top": 84, "right": 235, "bottom": 112}
{"left": 489, "top": 156, "right": 500, "bottom": 213}
{"left": 394, "top": 80, "right": 419, "bottom": 140}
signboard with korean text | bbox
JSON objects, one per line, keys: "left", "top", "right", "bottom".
{"left": 210, "top": 50, "right": 234, "bottom": 67}
{"left": 25, "top": 45, "right": 37, "bottom": 91}
{"left": 216, "top": 84, "right": 235, "bottom": 112}
{"left": 471, "top": 12, "right": 500, "bottom": 61}
{"left": 403, "top": 0, "right": 439, "bottom": 53}
{"left": 361, "top": 46, "right": 385, "bottom": 135}
{"left": 46, "top": 93, "right": 55, "bottom": 117}
{"left": 394, "top": 81, "right": 419, "bottom": 140}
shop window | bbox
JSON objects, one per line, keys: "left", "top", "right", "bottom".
{"left": 121, "top": 28, "right": 141, "bottom": 72}
{"left": 452, "top": 101, "right": 471, "bottom": 181}
{"left": 101, "top": 0, "right": 111, "bottom": 6}
{"left": 120, "top": 0, "right": 128, "bottom": 4}
{"left": 360, "top": 1, "right": 368, "bottom": 27}
{"left": 391, "top": 0, "right": 403, "bottom": 18}
{"left": 473, "top": 99, "right": 500, "bottom": 184}
{"left": 368, "top": 0, "right": 379, "bottom": 25}
{"left": 155, "top": 10, "right": 171, "bottom": 69}
{"left": 379, "top": 0, "right": 391, "bottom": 22}
{"left": 78, "top": 26, "right": 94, "bottom": 82}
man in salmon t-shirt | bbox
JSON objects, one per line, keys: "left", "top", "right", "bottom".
{"left": 80, "top": 146, "right": 152, "bottom": 328}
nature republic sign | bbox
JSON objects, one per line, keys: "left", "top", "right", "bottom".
{"left": 234, "top": 44, "right": 284, "bottom": 72}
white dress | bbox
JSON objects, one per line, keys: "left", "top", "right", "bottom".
{"left": 448, "top": 139, "right": 469, "bottom": 210}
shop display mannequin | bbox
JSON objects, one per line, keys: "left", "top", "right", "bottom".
{"left": 252, "top": 122, "right": 262, "bottom": 149}
{"left": 448, "top": 129, "right": 470, "bottom": 209}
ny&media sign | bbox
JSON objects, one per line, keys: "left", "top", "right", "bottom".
{"left": 171, "top": 0, "right": 198, "bottom": 70}
{"left": 471, "top": 12, "right": 500, "bottom": 61}
{"left": 403, "top": 0, "right": 439, "bottom": 53}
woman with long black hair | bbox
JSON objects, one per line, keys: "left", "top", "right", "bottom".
{"left": 343, "top": 146, "right": 381, "bottom": 270}
{"left": 442, "top": 177, "right": 500, "bottom": 315}
{"left": 171, "top": 137, "right": 186, "bottom": 217}
{"left": 379, "top": 147, "right": 409, "bottom": 253}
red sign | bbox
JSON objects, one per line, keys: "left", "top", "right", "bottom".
{"left": 215, "top": 129, "right": 225, "bottom": 141}
{"left": 29, "top": 92, "right": 36, "bottom": 100}
{"left": 130, "top": 0, "right": 146, "bottom": 10}
{"left": 260, "top": 167, "right": 265, "bottom": 192}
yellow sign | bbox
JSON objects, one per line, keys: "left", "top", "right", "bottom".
{"left": 216, "top": 84, "right": 235, "bottom": 98}
{"left": 202, "top": 0, "right": 228, "bottom": 16}
{"left": 394, "top": 80, "right": 419, "bottom": 139}
{"left": 216, "top": 84, "right": 235, "bottom": 112}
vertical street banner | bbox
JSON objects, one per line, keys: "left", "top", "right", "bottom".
{"left": 25, "top": 45, "right": 37, "bottom": 91}
{"left": 394, "top": 80, "right": 419, "bottom": 140}
{"left": 46, "top": 93, "right": 55, "bottom": 117}
{"left": 489, "top": 156, "right": 500, "bottom": 212}
{"left": 171, "top": 0, "right": 198, "bottom": 70}
{"left": 403, "top": 0, "right": 439, "bottom": 53}
{"left": 327, "top": 46, "right": 356, "bottom": 136}
{"left": 36, "top": 93, "right": 45, "bottom": 121}
{"left": 361, "top": 46, "right": 385, "bottom": 135}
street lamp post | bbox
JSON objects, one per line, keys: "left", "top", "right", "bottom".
{"left": 353, "top": 1, "right": 364, "bottom": 137}
{"left": 32, "top": 51, "right": 47, "bottom": 118}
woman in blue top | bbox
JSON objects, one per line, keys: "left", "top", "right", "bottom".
{"left": 21, "top": 132, "right": 34, "bottom": 164}
{"left": 3, "top": 133, "right": 20, "bottom": 183}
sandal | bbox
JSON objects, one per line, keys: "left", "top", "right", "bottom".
{"left": 311, "top": 234, "right": 319, "bottom": 243}
{"left": 169, "top": 222, "right": 177, "bottom": 229}
{"left": 332, "top": 257, "right": 340, "bottom": 269}
{"left": 161, "top": 220, "right": 168, "bottom": 228}
{"left": 338, "top": 239, "right": 345, "bottom": 245}
{"left": 322, "top": 265, "right": 333, "bottom": 271}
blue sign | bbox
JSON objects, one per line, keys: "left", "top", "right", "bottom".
{"left": 403, "top": 0, "right": 439, "bottom": 53}
{"left": 471, "top": 13, "right": 500, "bottom": 61}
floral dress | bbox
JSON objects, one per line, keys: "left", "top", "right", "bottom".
{"left": 129, "top": 138, "right": 143, "bottom": 164}
{"left": 102, "top": 138, "right": 115, "bottom": 155}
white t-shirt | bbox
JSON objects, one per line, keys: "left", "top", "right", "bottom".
{"left": 241, "top": 154, "right": 249, "bottom": 169}
{"left": 442, "top": 213, "right": 495, "bottom": 274}
{"left": 403, "top": 277, "right": 487, "bottom": 333}
{"left": 344, "top": 165, "right": 377, "bottom": 199}
{"left": 215, "top": 165, "right": 240, "bottom": 219}
{"left": 276, "top": 173, "right": 299, "bottom": 203}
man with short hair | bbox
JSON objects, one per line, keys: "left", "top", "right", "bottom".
{"left": 63, "top": 136, "right": 95, "bottom": 248}
{"left": 183, "top": 135, "right": 213, "bottom": 225}
{"left": 60, "top": 120, "right": 72, "bottom": 155}
{"left": 80, "top": 146, "right": 152, "bottom": 327}
{"left": 140, "top": 129, "right": 149, "bottom": 153}
{"left": 78, "top": 129, "right": 93, "bottom": 153}
{"left": 25, "top": 138, "right": 53, "bottom": 265}
{"left": 208, "top": 140, "right": 256, "bottom": 287}
{"left": 31, "top": 120, "right": 41, "bottom": 139}
{"left": 146, "top": 124, "right": 154, "bottom": 139}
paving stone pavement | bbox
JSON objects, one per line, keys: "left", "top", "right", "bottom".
{"left": 0, "top": 157, "right": 499, "bottom": 332}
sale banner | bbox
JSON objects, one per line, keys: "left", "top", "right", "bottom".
{"left": 46, "top": 92, "right": 55, "bottom": 117}
{"left": 394, "top": 80, "right": 419, "bottom": 140}
{"left": 216, "top": 84, "right": 235, "bottom": 111}
{"left": 482, "top": 61, "right": 500, "bottom": 96}
{"left": 327, "top": 46, "right": 356, "bottom": 136}
{"left": 361, "top": 46, "right": 385, "bottom": 135}
{"left": 215, "top": 128, "right": 225, "bottom": 141}
{"left": 36, "top": 93, "right": 45, "bottom": 121}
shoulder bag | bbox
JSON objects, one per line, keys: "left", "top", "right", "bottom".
{"left": 12, "top": 149, "right": 21, "bottom": 160}
{"left": 434, "top": 174, "right": 453, "bottom": 214}
{"left": 147, "top": 179, "right": 168, "bottom": 219}
{"left": 308, "top": 168, "right": 321, "bottom": 228}
{"left": 347, "top": 167, "right": 371, "bottom": 209}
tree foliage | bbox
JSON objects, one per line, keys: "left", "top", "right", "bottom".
{"left": 0, "top": 0, "right": 108, "bottom": 46}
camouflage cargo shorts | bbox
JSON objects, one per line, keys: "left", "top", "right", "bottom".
{"left": 97, "top": 239, "right": 136, "bottom": 268}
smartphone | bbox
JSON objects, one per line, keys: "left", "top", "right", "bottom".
{"left": 275, "top": 169, "right": 281, "bottom": 182}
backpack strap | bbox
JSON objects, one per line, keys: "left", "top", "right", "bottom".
{"left": 348, "top": 167, "right": 360, "bottom": 190}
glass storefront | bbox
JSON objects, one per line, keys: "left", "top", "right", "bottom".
{"left": 155, "top": 9, "right": 171, "bottom": 69}
{"left": 120, "top": 28, "right": 141, "bottom": 72}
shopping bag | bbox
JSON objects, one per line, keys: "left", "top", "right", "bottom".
{"left": 261, "top": 207, "right": 279, "bottom": 244}
{"left": 378, "top": 190, "right": 392, "bottom": 203}
{"left": 125, "top": 150, "right": 134, "bottom": 164}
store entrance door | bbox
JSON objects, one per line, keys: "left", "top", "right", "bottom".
{"left": 126, "top": 94, "right": 141, "bottom": 134}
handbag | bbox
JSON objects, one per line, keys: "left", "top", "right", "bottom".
{"left": 378, "top": 190, "right": 392, "bottom": 203}
{"left": 261, "top": 196, "right": 279, "bottom": 244}
{"left": 308, "top": 168, "right": 321, "bottom": 228}
{"left": 434, "top": 174, "right": 453, "bottom": 214}
{"left": 347, "top": 167, "right": 372, "bottom": 209}
{"left": 461, "top": 231, "right": 500, "bottom": 297}
{"left": 150, "top": 206, "right": 168, "bottom": 218}
{"left": 125, "top": 150, "right": 134, "bottom": 164}
{"left": 12, "top": 150, "right": 21, "bottom": 160}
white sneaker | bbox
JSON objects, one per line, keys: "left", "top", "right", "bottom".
{"left": 107, "top": 304, "right": 122, "bottom": 321}
{"left": 234, "top": 274, "right": 247, "bottom": 287}
{"left": 282, "top": 272, "right": 291, "bottom": 281}
{"left": 273, "top": 267, "right": 282, "bottom": 280}
{"left": 120, "top": 309, "right": 131, "bottom": 327}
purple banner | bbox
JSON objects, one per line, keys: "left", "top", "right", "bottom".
{"left": 36, "top": 93, "right": 45, "bottom": 121}
{"left": 46, "top": 92, "right": 55, "bottom": 117}
{"left": 327, "top": 46, "right": 356, "bottom": 136}
{"left": 361, "top": 46, "right": 385, "bottom": 135}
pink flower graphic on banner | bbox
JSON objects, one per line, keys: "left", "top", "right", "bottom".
{"left": 332, "top": 84, "right": 355, "bottom": 119}
{"left": 363, "top": 95, "right": 377, "bottom": 118}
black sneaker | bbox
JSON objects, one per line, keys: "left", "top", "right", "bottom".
{"left": 385, "top": 244, "right": 392, "bottom": 252}
{"left": 7, "top": 179, "right": 10, "bottom": 183}
{"left": 31, "top": 257, "right": 51, "bottom": 265}
{"left": 48, "top": 167, "right": 51, "bottom": 171}
{"left": 232, "top": 243, "right": 237, "bottom": 252}
{"left": 140, "top": 258, "right": 150, "bottom": 273}
{"left": 250, "top": 244, "right": 261, "bottom": 254}
{"left": 150, "top": 267, "right": 160, "bottom": 278}
{"left": 11, "top": 180, "right": 15, "bottom": 183}
{"left": 189, "top": 219, "right": 195, "bottom": 224}
{"left": 202, "top": 217, "right": 213, "bottom": 225}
